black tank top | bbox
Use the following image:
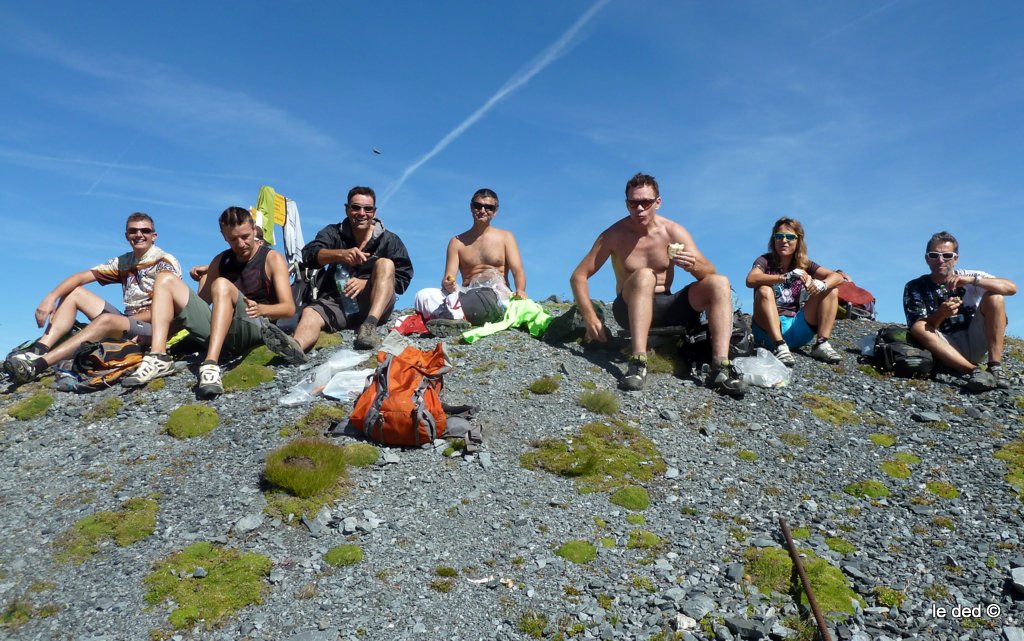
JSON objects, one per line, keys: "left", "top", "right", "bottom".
{"left": 218, "top": 243, "right": 275, "bottom": 304}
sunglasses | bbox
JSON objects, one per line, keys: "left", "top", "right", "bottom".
{"left": 773, "top": 232, "right": 799, "bottom": 241}
{"left": 347, "top": 204, "right": 377, "bottom": 213}
{"left": 471, "top": 201, "right": 497, "bottom": 213}
{"left": 126, "top": 227, "right": 154, "bottom": 235}
{"left": 926, "top": 251, "right": 957, "bottom": 260}
{"left": 626, "top": 198, "right": 657, "bottom": 210}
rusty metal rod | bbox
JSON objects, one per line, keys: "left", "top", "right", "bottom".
{"left": 779, "top": 518, "right": 833, "bottom": 641}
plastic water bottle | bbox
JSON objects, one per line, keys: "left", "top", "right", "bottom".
{"left": 333, "top": 265, "right": 360, "bottom": 316}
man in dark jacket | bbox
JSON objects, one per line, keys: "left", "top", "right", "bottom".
{"left": 293, "top": 186, "right": 414, "bottom": 351}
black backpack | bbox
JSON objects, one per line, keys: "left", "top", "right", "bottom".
{"left": 678, "top": 311, "right": 755, "bottom": 372}
{"left": 872, "top": 326, "right": 933, "bottom": 378}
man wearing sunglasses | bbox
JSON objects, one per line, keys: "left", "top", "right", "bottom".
{"left": 292, "top": 186, "right": 413, "bottom": 351}
{"left": 570, "top": 173, "right": 747, "bottom": 396}
{"left": 413, "top": 188, "right": 527, "bottom": 332}
{"left": 903, "top": 231, "right": 1017, "bottom": 391}
{"left": 4, "top": 212, "right": 182, "bottom": 384}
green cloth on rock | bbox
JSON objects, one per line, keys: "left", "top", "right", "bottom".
{"left": 461, "top": 298, "right": 552, "bottom": 344}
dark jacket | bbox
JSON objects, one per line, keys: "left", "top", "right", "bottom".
{"left": 301, "top": 218, "right": 414, "bottom": 297}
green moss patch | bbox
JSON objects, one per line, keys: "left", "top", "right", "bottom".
{"left": 994, "top": 438, "right": 1024, "bottom": 500}
{"left": 283, "top": 404, "right": 347, "bottom": 438}
{"left": 343, "top": 443, "right": 379, "bottom": 467}
{"left": 84, "top": 397, "right": 123, "bottom": 423}
{"left": 610, "top": 485, "right": 650, "bottom": 511}
{"left": 147, "top": 378, "right": 166, "bottom": 392}
{"left": 744, "top": 547, "right": 863, "bottom": 618}
{"left": 144, "top": 541, "right": 271, "bottom": 630}
{"left": 517, "top": 610, "right": 548, "bottom": 638}
{"left": 874, "top": 586, "right": 906, "bottom": 608}
{"left": 880, "top": 460, "right": 912, "bottom": 479}
{"left": 165, "top": 405, "right": 219, "bottom": 439}
{"left": 627, "top": 530, "right": 663, "bottom": 549}
{"left": 625, "top": 514, "right": 645, "bottom": 525}
{"left": 314, "top": 331, "right": 343, "bottom": 350}
{"left": 894, "top": 452, "right": 921, "bottom": 465}
{"left": 54, "top": 497, "right": 158, "bottom": 565}
{"left": 801, "top": 393, "right": 859, "bottom": 426}
{"left": 520, "top": 420, "right": 665, "bottom": 492}
{"left": 528, "top": 375, "right": 562, "bottom": 394}
{"left": 869, "top": 433, "right": 896, "bottom": 447}
{"left": 779, "top": 432, "right": 807, "bottom": 447}
{"left": 222, "top": 346, "right": 276, "bottom": 391}
{"left": 324, "top": 545, "right": 363, "bottom": 567}
{"left": 8, "top": 393, "right": 53, "bottom": 421}
{"left": 263, "top": 438, "right": 348, "bottom": 499}
{"left": 843, "top": 480, "right": 890, "bottom": 499}
{"left": 556, "top": 540, "right": 597, "bottom": 564}
{"left": 926, "top": 481, "right": 960, "bottom": 499}
{"left": 738, "top": 450, "right": 758, "bottom": 461}
{"left": 825, "top": 537, "right": 856, "bottom": 554}
{"left": 577, "top": 390, "right": 619, "bottom": 415}
{"left": 646, "top": 345, "right": 686, "bottom": 376}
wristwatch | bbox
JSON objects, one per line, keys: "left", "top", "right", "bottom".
{"left": 973, "top": 275, "right": 980, "bottom": 286}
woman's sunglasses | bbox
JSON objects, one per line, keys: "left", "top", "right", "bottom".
{"left": 773, "top": 233, "right": 798, "bottom": 241}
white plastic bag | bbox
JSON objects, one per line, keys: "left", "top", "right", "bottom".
{"left": 279, "top": 348, "right": 366, "bottom": 406}
{"left": 733, "top": 347, "right": 792, "bottom": 388}
{"left": 322, "top": 369, "right": 374, "bottom": 401}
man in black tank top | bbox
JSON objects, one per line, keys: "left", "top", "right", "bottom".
{"left": 122, "top": 207, "right": 306, "bottom": 397}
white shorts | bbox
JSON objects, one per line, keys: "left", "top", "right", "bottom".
{"left": 938, "top": 310, "right": 988, "bottom": 365}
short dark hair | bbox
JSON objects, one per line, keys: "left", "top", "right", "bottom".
{"left": 126, "top": 212, "right": 154, "bottom": 231}
{"left": 219, "top": 206, "right": 254, "bottom": 229}
{"left": 625, "top": 173, "right": 659, "bottom": 198}
{"left": 347, "top": 186, "right": 376, "bottom": 205}
{"left": 927, "top": 231, "right": 958, "bottom": 253}
{"left": 472, "top": 188, "right": 498, "bottom": 204}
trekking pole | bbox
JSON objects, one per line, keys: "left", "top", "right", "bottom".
{"left": 779, "top": 518, "right": 832, "bottom": 641}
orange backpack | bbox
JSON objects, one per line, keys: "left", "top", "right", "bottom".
{"left": 348, "top": 343, "right": 451, "bottom": 447}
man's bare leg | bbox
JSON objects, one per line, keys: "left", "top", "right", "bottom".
{"left": 294, "top": 308, "right": 328, "bottom": 352}
{"left": 148, "top": 272, "right": 193, "bottom": 353}
{"left": 41, "top": 313, "right": 131, "bottom": 365}
{"left": 205, "top": 278, "right": 242, "bottom": 364}
{"left": 36, "top": 288, "right": 108, "bottom": 350}
{"left": 363, "top": 258, "right": 396, "bottom": 322}
{"left": 622, "top": 268, "right": 657, "bottom": 355}
{"left": 980, "top": 293, "right": 1006, "bottom": 362}
{"left": 688, "top": 274, "right": 733, "bottom": 361}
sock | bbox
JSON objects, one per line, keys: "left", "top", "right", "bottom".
{"left": 987, "top": 361, "right": 1002, "bottom": 370}
{"left": 364, "top": 315, "right": 379, "bottom": 328}
{"left": 202, "top": 359, "right": 217, "bottom": 366}
{"left": 151, "top": 352, "right": 172, "bottom": 362}
{"left": 31, "top": 343, "right": 49, "bottom": 356}
{"left": 32, "top": 357, "right": 48, "bottom": 373}
{"left": 630, "top": 353, "right": 647, "bottom": 363}
{"left": 815, "top": 336, "right": 828, "bottom": 346}
{"left": 774, "top": 340, "right": 786, "bottom": 349}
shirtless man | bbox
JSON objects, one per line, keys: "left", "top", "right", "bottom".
{"left": 122, "top": 207, "right": 304, "bottom": 396}
{"left": 4, "top": 212, "right": 181, "bottom": 384}
{"left": 570, "top": 173, "right": 746, "bottom": 396}
{"left": 414, "top": 189, "right": 527, "bottom": 331}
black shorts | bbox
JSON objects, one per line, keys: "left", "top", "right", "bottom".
{"left": 308, "top": 290, "right": 396, "bottom": 333}
{"left": 612, "top": 284, "right": 701, "bottom": 330}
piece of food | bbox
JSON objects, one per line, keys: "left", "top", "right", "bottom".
{"left": 667, "top": 242, "right": 686, "bottom": 258}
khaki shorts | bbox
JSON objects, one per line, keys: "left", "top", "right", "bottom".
{"left": 171, "top": 290, "right": 263, "bottom": 358}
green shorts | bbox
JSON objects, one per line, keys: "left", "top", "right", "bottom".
{"left": 171, "top": 290, "right": 263, "bottom": 358}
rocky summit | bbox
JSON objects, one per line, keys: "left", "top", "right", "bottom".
{"left": 2, "top": 304, "right": 1024, "bottom": 641}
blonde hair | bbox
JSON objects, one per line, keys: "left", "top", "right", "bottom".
{"left": 768, "top": 217, "right": 809, "bottom": 271}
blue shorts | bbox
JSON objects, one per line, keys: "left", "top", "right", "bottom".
{"left": 752, "top": 309, "right": 815, "bottom": 348}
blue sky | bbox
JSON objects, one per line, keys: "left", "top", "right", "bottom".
{"left": 1, "top": 1, "right": 1022, "bottom": 354}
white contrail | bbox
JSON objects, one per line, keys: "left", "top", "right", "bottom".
{"left": 382, "top": 0, "right": 609, "bottom": 204}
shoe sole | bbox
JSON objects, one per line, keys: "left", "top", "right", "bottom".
{"left": 123, "top": 366, "right": 175, "bottom": 387}
{"left": 198, "top": 385, "right": 224, "bottom": 397}
{"left": 261, "top": 321, "right": 307, "bottom": 365}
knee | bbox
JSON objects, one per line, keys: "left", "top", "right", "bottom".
{"left": 90, "top": 312, "right": 124, "bottom": 333}
{"left": 706, "top": 273, "right": 731, "bottom": 297}
{"left": 753, "top": 285, "right": 774, "bottom": 303}
{"left": 298, "top": 307, "right": 323, "bottom": 329}
{"left": 210, "top": 277, "right": 236, "bottom": 301}
{"left": 372, "top": 258, "right": 395, "bottom": 279}
{"left": 626, "top": 268, "right": 657, "bottom": 289}
{"left": 154, "top": 270, "right": 178, "bottom": 288}
{"left": 981, "top": 292, "right": 1005, "bottom": 313}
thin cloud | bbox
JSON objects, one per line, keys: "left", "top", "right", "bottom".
{"left": 815, "top": 0, "right": 901, "bottom": 43}
{"left": 8, "top": 29, "right": 334, "bottom": 151}
{"left": 0, "top": 147, "right": 261, "bottom": 181}
{"left": 382, "top": 0, "right": 609, "bottom": 203}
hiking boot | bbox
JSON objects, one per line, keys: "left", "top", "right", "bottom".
{"left": 773, "top": 343, "right": 795, "bottom": 367}
{"left": 988, "top": 364, "right": 1011, "bottom": 390}
{"left": 353, "top": 323, "right": 381, "bottom": 351}
{"left": 197, "top": 362, "right": 224, "bottom": 397}
{"left": 426, "top": 318, "right": 472, "bottom": 339}
{"left": 705, "top": 359, "right": 749, "bottom": 398}
{"left": 619, "top": 354, "right": 648, "bottom": 391}
{"left": 809, "top": 340, "right": 842, "bottom": 364}
{"left": 4, "top": 352, "right": 44, "bottom": 384}
{"left": 960, "top": 368, "right": 996, "bottom": 393}
{"left": 260, "top": 318, "right": 308, "bottom": 365}
{"left": 122, "top": 353, "right": 175, "bottom": 387}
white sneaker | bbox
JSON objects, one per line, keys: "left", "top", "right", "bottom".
{"left": 810, "top": 340, "right": 842, "bottom": 364}
{"left": 122, "top": 354, "right": 175, "bottom": 387}
{"left": 773, "top": 343, "right": 795, "bottom": 367}
{"left": 197, "top": 362, "right": 224, "bottom": 397}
